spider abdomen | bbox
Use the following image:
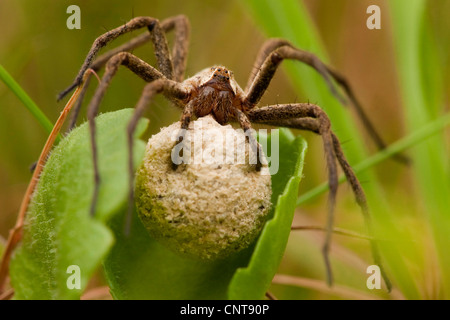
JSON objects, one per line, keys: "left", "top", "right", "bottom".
{"left": 184, "top": 65, "right": 247, "bottom": 125}
{"left": 192, "top": 83, "right": 236, "bottom": 125}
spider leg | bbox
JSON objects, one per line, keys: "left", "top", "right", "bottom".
{"left": 245, "top": 39, "right": 410, "bottom": 165}
{"left": 245, "top": 38, "right": 291, "bottom": 91}
{"left": 329, "top": 129, "right": 392, "bottom": 292}
{"left": 248, "top": 107, "right": 392, "bottom": 291}
{"left": 161, "top": 15, "right": 190, "bottom": 82}
{"left": 126, "top": 79, "right": 189, "bottom": 232}
{"left": 234, "top": 109, "right": 263, "bottom": 171}
{"left": 247, "top": 103, "right": 347, "bottom": 287}
{"left": 245, "top": 42, "right": 346, "bottom": 106}
{"left": 324, "top": 68, "right": 410, "bottom": 165}
{"left": 59, "top": 16, "right": 178, "bottom": 101}
{"left": 89, "top": 15, "right": 190, "bottom": 82}
{"left": 172, "top": 100, "right": 195, "bottom": 170}
{"left": 85, "top": 52, "right": 166, "bottom": 217}
{"left": 67, "top": 15, "right": 190, "bottom": 131}
{"left": 68, "top": 75, "right": 92, "bottom": 130}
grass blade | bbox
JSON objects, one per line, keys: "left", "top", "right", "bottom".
{"left": 297, "top": 112, "right": 450, "bottom": 205}
{"left": 0, "top": 64, "right": 54, "bottom": 135}
{"left": 389, "top": 0, "right": 450, "bottom": 296}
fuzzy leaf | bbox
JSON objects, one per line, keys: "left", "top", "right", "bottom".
{"left": 10, "top": 109, "right": 148, "bottom": 300}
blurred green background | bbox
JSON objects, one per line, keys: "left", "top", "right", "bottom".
{"left": 0, "top": 0, "right": 449, "bottom": 299}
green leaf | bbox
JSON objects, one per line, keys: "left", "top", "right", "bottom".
{"left": 10, "top": 109, "right": 148, "bottom": 300}
{"left": 228, "top": 129, "right": 307, "bottom": 299}
{"left": 0, "top": 64, "right": 54, "bottom": 135}
{"left": 104, "top": 211, "right": 252, "bottom": 300}
{"left": 103, "top": 128, "right": 307, "bottom": 299}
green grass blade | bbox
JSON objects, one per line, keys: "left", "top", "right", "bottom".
{"left": 298, "top": 112, "right": 450, "bottom": 205}
{"left": 389, "top": 0, "right": 450, "bottom": 296}
{"left": 0, "top": 64, "right": 54, "bottom": 134}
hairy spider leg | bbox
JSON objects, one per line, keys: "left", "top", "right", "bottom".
{"left": 245, "top": 41, "right": 346, "bottom": 107}
{"left": 59, "top": 15, "right": 190, "bottom": 102}
{"left": 247, "top": 103, "right": 337, "bottom": 286}
{"left": 171, "top": 100, "right": 195, "bottom": 170}
{"left": 234, "top": 108, "right": 263, "bottom": 171}
{"left": 68, "top": 15, "right": 190, "bottom": 130}
{"left": 85, "top": 52, "right": 166, "bottom": 217}
{"left": 248, "top": 105, "right": 392, "bottom": 292}
{"left": 125, "top": 79, "right": 188, "bottom": 233}
{"left": 246, "top": 38, "right": 409, "bottom": 165}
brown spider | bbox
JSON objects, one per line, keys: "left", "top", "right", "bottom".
{"left": 55, "top": 15, "right": 392, "bottom": 290}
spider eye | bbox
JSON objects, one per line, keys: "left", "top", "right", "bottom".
{"left": 224, "top": 70, "right": 228, "bottom": 74}
{"left": 226, "top": 77, "right": 229, "bottom": 80}
{"left": 217, "top": 68, "right": 221, "bottom": 72}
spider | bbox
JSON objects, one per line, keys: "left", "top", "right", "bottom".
{"left": 4, "top": 15, "right": 394, "bottom": 293}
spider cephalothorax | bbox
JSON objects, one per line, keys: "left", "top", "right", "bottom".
{"left": 51, "top": 15, "right": 392, "bottom": 290}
